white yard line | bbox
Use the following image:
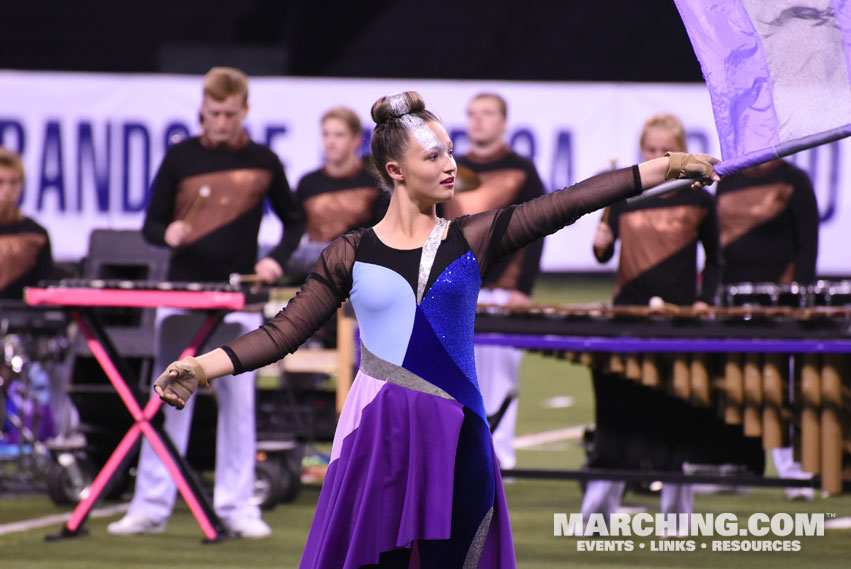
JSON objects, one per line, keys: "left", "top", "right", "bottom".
{"left": 541, "top": 396, "right": 575, "bottom": 409}
{"left": 513, "top": 425, "right": 585, "bottom": 450}
{"left": 0, "top": 503, "right": 128, "bottom": 536}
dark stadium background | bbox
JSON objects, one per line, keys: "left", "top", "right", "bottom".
{"left": 0, "top": 0, "right": 702, "bottom": 82}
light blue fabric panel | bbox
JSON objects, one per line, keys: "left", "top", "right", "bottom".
{"left": 350, "top": 260, "right": 416, "bottom": 366}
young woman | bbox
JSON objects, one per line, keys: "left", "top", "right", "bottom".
{"left": 153, "top": 93, "right": 717, "bottom": 568}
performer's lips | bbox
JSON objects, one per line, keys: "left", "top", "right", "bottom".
{"left": 441, "top": 176, "right": 455, "bottom": 186}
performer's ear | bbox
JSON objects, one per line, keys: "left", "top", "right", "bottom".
{"left": 386, "top": 161, "right": 404, "bottom": 183}
{"left": 198, "top": 112, "right": 204, "bottom": 124}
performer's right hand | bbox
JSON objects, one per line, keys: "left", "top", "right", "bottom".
{"left": 164, "top": 220, "right": 192, "bottom": 248}
{"left": 153, "top": 357, "right": 208, "bottom": 410}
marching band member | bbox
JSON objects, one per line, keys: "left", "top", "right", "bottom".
{"left": 584, "top": 113, "right": 722, "bottom": 534}
{"left": 108, "top": 66, "right": 303, "bottom": 539}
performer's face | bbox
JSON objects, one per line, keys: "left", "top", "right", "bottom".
{"left": 200, "top": 95, "right": 248, "bottom": 146}
{"left": 0, "top": 165, "right": 23, "bottom": 210}
{"left": 466, "top": 97, "right": 506, "bottom": 146}
{"left": 641, "top": 127, "right": 681, "bottom": 161}
{"left": 392, "top": 121, "right": 457, "bottom": 203}
{"left": 322, "top": 118, "right": 362, "bottom": 166}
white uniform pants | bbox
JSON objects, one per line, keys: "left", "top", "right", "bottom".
{"left": 475, "top": 288, "right": 523, "bottom": 470}
{"left": 773, "top": 446, "right": 814, "bottom": 498}
{"left": 127, "top": 308, "right": 261, "bottom": 524}
{"left": 582, "top": 480, "right": 693, "bottom": 534}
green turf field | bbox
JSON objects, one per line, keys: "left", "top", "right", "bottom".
{"left": 1, "top": 274, "right": 848, "bottom": 568}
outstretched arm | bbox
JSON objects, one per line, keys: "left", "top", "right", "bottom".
{"left": 458, "top": 155, "right": 716, "bottom": 273}
{"left": 154, "top": 233, "right": 358, "bottom": 409}
{"left": 458, "top": 165, "right": 644, "bottom": 272}
{"left": 154, "top": 350, "right": 233, "bottom": 409}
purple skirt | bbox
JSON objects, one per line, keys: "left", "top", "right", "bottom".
{"left": 299, "top": 367, "right": 515, "bottom": 569}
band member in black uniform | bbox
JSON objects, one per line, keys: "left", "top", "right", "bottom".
{"left": 0, "top": 147, "right": 52, "bottom": 300}
{"left": 108, "top": 67, "right": 303, "bottom": 539}
{"left": 289, "top": 106, "right": 386, "bottom": 278}
{"left": 0, "top": 146, "right": 56, "bottom": 442}
{"left": 717, "top": 159, "right": 818, "bottom": 284}
{"left": 584, "top": 113, "right": 724, "bottom": 533}
{"left": 717, "top": 158, "right": 820, "bottom": 499}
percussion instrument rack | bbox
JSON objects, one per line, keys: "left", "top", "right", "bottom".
{"left": 473, "top": 302, "right": 851, "bottom": 494}
{"left": 474, "top": 303, "right": 851, "bottom": 345}
{"left": 24, "top": 280, "right": 256, "bottom": 542}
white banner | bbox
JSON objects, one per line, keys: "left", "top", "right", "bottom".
{"left": 1, "top": 71, "right": 848, "bottom": 275}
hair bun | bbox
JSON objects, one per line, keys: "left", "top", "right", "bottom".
{"left": 371, "top": 91, "right": 427, "bottom": 125}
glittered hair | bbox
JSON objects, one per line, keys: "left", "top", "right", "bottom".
{"left": 369, "top": 91, "right": 439, "bottom": 188}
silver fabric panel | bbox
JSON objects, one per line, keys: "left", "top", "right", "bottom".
{"left": 359, "top": 344, "right": 455, "bottom": 400}
{"left": 463, "top": 507, "right": 494, "bottom": 569}
{"left": 417, "top": 217, "right": 449, "bottom": 304}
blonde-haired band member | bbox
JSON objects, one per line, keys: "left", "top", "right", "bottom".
{"left": 108, "top": 66, "right": 304, "bottom": 540}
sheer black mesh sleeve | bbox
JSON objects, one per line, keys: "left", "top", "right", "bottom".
{"left": 222, "top": 231, "right": 360, "bottom": 374}
{"left": 456, "top": 166, "right": 642, "bottom": 277}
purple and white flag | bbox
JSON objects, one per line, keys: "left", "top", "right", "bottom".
{"left": 674, "top": 0, "right": 851, "bottom": 175}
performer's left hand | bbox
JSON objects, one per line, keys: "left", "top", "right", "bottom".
{"left": 664, "top": 152, "right": 721, "bottom": 188}
{"left": 255, "top": 257, "right": 284, "bottom": 284}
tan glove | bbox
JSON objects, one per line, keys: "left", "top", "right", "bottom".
{"left": 664, "top": 152, "right": 719, "bottom": 182}
{"left": 153, "top": 356, "right": 208, "bottom": 410}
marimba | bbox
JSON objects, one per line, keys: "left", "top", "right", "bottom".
{"left": 25, "top": 279, "right": 257, "bottom": 542}
{"left": 474, "top": 298, "right": 851, "bottom": 495}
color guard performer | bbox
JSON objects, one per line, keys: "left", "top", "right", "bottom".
{"left": 150, "top": 91, "right": 718, "bottom": 567}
